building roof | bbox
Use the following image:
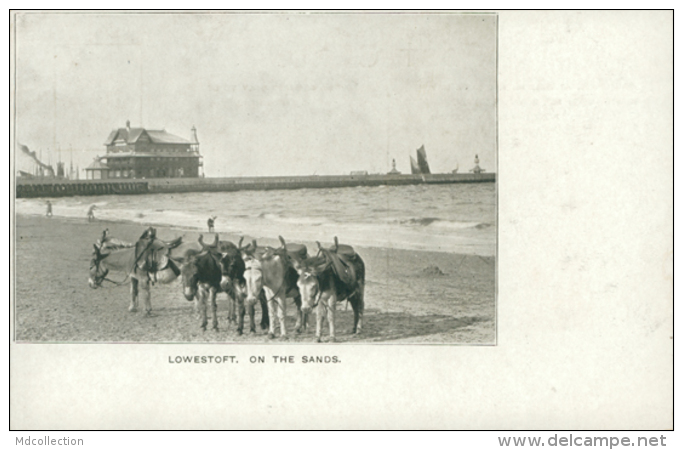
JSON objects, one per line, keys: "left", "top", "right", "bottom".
{"left": 105, "top": 153, "right": 200, "bottom": 158}
{"left": 104, "top": 127, "right": 192, "bottom": 146}
{"left": 86, "top": 160, "right": 110, "bottom": 170}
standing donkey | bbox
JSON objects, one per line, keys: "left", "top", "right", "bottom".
{"left": 295, "top": 238, "right": 365, "bottom": 343}
{"left": 181, "top": 235, "right": 269, "bottom": 333}
{"left": 241, "top": 237, "right": 307, "bottom": 339}
{"left": 89, "top": 227, "right": 182, "bottom": 315}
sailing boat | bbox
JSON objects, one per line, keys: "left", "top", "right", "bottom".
{"left": 416, "top": 145, "right": 431, "bottom": 174}
{"left": 410, "top": 156, "right": 421, "bottom": 174}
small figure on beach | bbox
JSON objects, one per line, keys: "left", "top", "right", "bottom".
{"left": 87, "top": 205, "right": 97, "bottom": 222}
{"left": 45, "top": 201, "right": 52, "bottom": 217}
{"left": 207, "top": 216, "right": 216, "bottom": 232}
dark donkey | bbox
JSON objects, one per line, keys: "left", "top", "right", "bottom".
{"left": 180, "top": 235, "right": 268, "bottom": 333}
{"left": 295, "top": 237, "right": 365, "bottom": 343}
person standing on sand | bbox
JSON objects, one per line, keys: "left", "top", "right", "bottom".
{"left": 207, "top": 216, "right": 216, "bottom": 232}
{"left": 87, "top": 205, "right": 97, "bottom": 222}
{"left": 46, "top": 201, "right": 52, "bottom": 217}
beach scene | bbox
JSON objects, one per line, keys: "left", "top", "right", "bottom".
{"left": 13, "top": 12, "right": 497, "bottom": 344}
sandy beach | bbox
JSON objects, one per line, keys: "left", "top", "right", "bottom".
{"left": 13, "top": 214, "right": 495, "bottom": 344}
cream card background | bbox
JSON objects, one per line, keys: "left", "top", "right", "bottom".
{"left": 10, "top": 11, "right": 673, "bottom": 430}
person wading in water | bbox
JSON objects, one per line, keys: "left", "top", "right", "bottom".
{"left": 207, "top": 216, "right": 217, "bottom": 232}
{"left": 87, "top": 205, "right": 97, "bottom": 222}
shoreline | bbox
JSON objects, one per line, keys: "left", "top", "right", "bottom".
{"left": 13, "top": 214, "right": 495, "bottom": 344}
{"left": 15, "top": 212, "right": 494, "bottom": 259}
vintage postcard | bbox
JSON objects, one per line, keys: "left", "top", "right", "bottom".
{"left": 10, "top": 11, "right": 672, "bottom": 431}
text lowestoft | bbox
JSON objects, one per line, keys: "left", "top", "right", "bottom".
{"left": 169, "top": 356, "right": 237, "bottom": 364}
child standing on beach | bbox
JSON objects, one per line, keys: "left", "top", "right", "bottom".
{"left": 46, "top": 201, "right": 52, "bottom": 217}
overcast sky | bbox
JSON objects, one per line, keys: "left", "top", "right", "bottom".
{"left": 14, "top": 12, "right": 497, "bottom": 177}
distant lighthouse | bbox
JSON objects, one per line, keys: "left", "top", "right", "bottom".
{"left": 470, "top": 154, "right": 485, "bottom": 174}
{"left": 388, "top": 158, "right": 401, "bottom": 174}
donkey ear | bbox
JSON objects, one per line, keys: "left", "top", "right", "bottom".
{"left": 278, "top": 235, "right": 286, "bottom": 249}
{"left": 238, "top": 236, "right": 244, "bottom": 249}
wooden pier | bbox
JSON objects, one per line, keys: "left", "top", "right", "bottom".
{"left": 15, "top": 173, "right": 495, "bottom": 198}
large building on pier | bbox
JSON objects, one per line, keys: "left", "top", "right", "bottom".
{"left": 86, "top": 121, "right": 202, "bottom": 180}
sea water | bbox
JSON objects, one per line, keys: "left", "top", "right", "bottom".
{"left": 15, "top": 183, "right": 496, "bottom": 256}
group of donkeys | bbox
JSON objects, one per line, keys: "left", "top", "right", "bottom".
{"left": 89, "top": 227, "right": 365, "bottom": 343}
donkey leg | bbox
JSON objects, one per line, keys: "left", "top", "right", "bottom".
{"left": 198, "top": 288, "right": 208, "bottom": 331}
{"left": 315, "top": 303, "right": 325, "bottom": 343}
{"left": 228, "top": 293, "right": 236, "bottom": 324}
{"left": 236, "top": 295, "right": 245, "bottom": 335}
{"left": 139, "top": 278, "right": 152, "bottom": 316}
{"left": 353, "top": 285, "right": 365, "bottom": 334}
{"left": 266, "top": 295, "right": 277, "bottom": 339}
{"left": 247, "top": 303, "right": 256, "bottom": 334}
{"left": 327, "top": 293, "right": 337, "bottom": 343}
{"left": 245, "top": 293, "right": 256, "bottom": 334}
{"left": 210, "top": 288, "right": 219, "bottom": 332}
{"left": 277, "top": 295, "right": 287, "bottom": 338}
{"left": 128, "top": 278, "right": 139, "bottom": 312}
{"left": 259, "top": 290, "right": 269, "bottom": 330}
{"left": 293, "top": 294, "right": 304, "bottom": 333}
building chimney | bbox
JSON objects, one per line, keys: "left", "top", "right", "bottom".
{"left": 191, "top": 125, "right": 199, "bottom": 144}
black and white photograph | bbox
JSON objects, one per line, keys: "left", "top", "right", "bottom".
{"left": 13, "top": 12, "right": 496, "bottom": 344}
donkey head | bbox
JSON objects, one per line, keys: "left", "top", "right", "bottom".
{"left": 180, "top": 249, "right": 202, "bottom": 301}
{"left": 88, "top": 244, "right": 109, "bottom": 289}
{"left": 219, "top": 247, "right": 246, "bottom": 303}
{"left": 296, "top": 263, "right": 321, "bottom": 314}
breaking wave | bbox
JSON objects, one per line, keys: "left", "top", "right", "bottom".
{"left": 15, "top": 183, "right": 495, "bottom": 255}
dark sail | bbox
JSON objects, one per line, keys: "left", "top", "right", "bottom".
{"left": 416, "top": 145, "right": 431, "bottom": 174}
{"left": 410, "top": 156, "right": 421, "bottom": 174}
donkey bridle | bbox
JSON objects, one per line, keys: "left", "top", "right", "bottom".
{"left": 299, "top": 270, "right": 324, "bottom": 309}
{"left": 91, "top": 238, "right": 157, "bottom": 287}
{"left": 90, "top": 253, "right": 128, "bottom": 286}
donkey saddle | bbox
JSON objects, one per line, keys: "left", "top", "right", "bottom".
{"left": 320, "top": 242, "right": 360, "bottom": 289}
{"left": 135, "top": 231, "right": 183, "bottom": 277}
